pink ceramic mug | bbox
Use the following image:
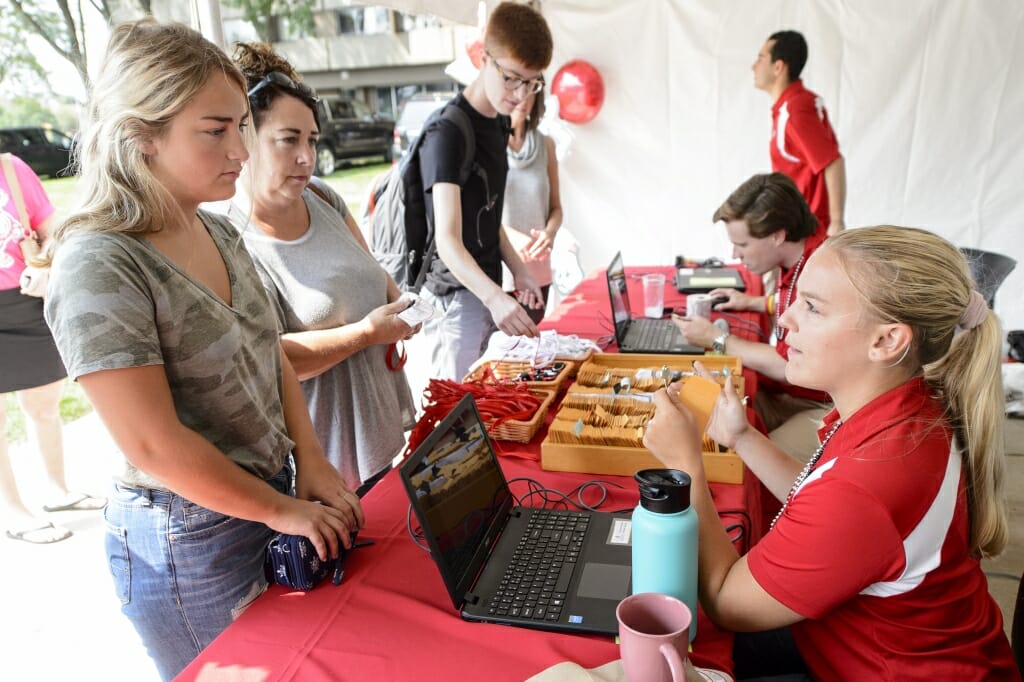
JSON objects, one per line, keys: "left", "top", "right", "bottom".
{"left": 617, "top": 592, "right": 691, "bottom": 682}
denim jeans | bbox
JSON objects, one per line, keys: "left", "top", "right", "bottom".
{"left": 104, "top": 465, "right": 292, "bottom": 680}
{"left": 420, "top": 287, "right": 497, "bottom": 381}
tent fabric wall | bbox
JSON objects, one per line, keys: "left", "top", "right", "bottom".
{"left": 377, "top": 0, "right": 1024, "bottom": 333}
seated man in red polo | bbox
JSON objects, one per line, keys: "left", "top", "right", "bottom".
{"left": 673, "top": 172, "right": 830, "bottom": 461}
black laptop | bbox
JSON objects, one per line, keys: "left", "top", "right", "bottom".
{"left": 399, "top": 394, "right": 634, "bottom": 635}
{"left": 606, "top": 252, "right": 704, "bottom": 354}
{"left": 674, "top": 265, "right": 746, "bottom": 294}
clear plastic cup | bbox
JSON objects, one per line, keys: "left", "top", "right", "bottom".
{"left": 642, "top": 273, "right": 666, "bottom": 318}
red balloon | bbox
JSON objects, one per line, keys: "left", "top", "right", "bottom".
{"left": 550, "top": 59, "right": 605, "bottom": 124}
{"left": 466, "top": 38, "right": 483, "bottom": 70}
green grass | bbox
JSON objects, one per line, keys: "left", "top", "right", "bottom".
{"left": 40, "top": 162, "right": 392, "bottom": 226}
{"left": 4, "top": 380, "right": 92, "bottom": 445}
{"left": 12, "top": 163, "right": 392, "bottom": 445}
{"left": 317, "top": 160, "right": 392, "bottom": 220}
{"left": 38, "top": 176, "right": 79, "bottom": 217}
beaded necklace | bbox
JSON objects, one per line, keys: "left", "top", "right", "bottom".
{"left": 774, "top": 253, "right": 806, "bottom": 341}
{"left": 770, "top": 420, "right": 842, "bottom": 529}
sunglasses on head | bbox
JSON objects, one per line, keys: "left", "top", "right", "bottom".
{"left": 247, "top": 71, "right": 319, "bottom": 102}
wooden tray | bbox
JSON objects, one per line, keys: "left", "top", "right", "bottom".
{"left": 553, "top": 347, "right": 594, "bottom": 378}
{"left": 540, "top": 440, "right": 744, "bottom": 484}
{"left": 487, "top": 388, "right": 557, "bottom": 444}
{"left": 464, "top": 359, "right": 573, "bottom": 393}
{"left": 541, "top": 353, "right": 746, "bottom": 483}
{"left": 572, "top": 353, "right": 743, "bottom": 393}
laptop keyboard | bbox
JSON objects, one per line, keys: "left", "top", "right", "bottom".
{"left": 487, "top": 510, "right": 591, "bottom": 622}
{"left": 628, "top": 318, "right": 677, "bottom": 349}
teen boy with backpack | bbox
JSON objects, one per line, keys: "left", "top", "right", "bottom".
{"left": 417, "top": 1, "right": 553, "bottom": 381}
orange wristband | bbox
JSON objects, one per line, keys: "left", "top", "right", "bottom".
{"left": 765, "top": 293, "right": 775, "bottom": 316}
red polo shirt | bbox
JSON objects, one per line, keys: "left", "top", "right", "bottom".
{"left": 748, "top": 377, "right": 1018, "bottom": 681}
{"left": 770, "top": 80, "right": 841, "bottom": 235}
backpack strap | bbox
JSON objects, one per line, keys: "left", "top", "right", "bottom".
{"left": 306, "top": 176, "right": 346, "bottom": 217}
{"left": 405, "top": 102, "right": 493, "bottom": 293}
{"left": 435, "top": 105, "right": 479, "bottom": 187}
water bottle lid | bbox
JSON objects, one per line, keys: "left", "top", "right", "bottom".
{"left": 635, "top": 469, "right": 692, "bottom": 513}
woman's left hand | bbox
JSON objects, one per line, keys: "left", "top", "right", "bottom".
{"left": 642, "top": 386, "right": 705, "bottom": 473}
{"left": 523, "top": 228, "right": 554, "bottom": 261}
{"left": 403, "top": 322, "right": 422, "bottom": 340}
{"left": 295, "top": 455, "right": 365, "bottom": 531}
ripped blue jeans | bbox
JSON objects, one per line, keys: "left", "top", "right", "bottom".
{"left": 104, "top": 465, "right": 292, "bottom": 680}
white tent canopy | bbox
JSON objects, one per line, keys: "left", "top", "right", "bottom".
{"left": 374, "top": 0, "right": 1024, "bottom": 333}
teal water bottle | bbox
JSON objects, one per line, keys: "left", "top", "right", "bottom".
{"left": 631, "top": 469, "right": 699, "bottom": 642}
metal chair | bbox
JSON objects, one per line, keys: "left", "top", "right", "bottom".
{"left": 960, "top": 247, "right": 1017, "bottom": 308}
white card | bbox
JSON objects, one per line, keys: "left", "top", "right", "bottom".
{"left": 397, "top": 293, "right": 437, "bottom": 325}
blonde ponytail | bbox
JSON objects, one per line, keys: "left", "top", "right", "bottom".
{"left": 828, "top": 226, "right": 1007, "bottom": 557}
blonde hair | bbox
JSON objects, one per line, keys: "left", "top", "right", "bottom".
{"left": 45, "top": 19, "right": 245, "bottom": 260}
{"left": 827, "top": 226, "right": 1007, "bottom": 557}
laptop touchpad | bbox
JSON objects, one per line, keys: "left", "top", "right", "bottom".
{"left": 576, "top": 562, "right": 631, "bottom": 600}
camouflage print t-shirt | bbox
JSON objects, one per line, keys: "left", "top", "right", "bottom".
{"left": 44, "top": 210, "right": 293, "bottom": 489}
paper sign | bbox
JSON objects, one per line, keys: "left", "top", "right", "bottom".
{"left": 690, "top": 276, "right": 739, "bottom": 286}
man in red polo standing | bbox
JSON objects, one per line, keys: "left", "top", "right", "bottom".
{"left": 753, "top": 30, "right": 846, "bottom": 237}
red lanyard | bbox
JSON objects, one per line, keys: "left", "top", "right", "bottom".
{"left": 386, "top": 341, "right": 407, "bottom": 371}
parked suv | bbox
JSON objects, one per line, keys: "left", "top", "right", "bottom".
{"left": 392, "top": 92, "right": 459, "bottom": 159}
{"left": 314, "top": 97, "right": 395, "bottom": 176}
{"left": 0, "top": 126, "right": 74, "bottom": 178}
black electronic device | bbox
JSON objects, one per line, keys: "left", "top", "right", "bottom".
{"left": 399, "top": 394, "right": 634, "bottom": 635}
{"left": 674, "top": 266, "right": 746, "bottom": 294}
{"left": 605, "top": 252, "right": 704, "bottom": 354}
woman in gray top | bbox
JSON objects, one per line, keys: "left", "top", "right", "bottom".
{"left": 502, "top": 88, "right": 563, "bottom": 323}
{"left": 232, "top": 44, "right": 418, "bottom": 495}
{"left": 41, "top": 21, "right": 363, "bottom": 680}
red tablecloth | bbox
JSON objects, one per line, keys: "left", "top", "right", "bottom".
{"left": 541, "top": 264, "right": 767, "bottom": 352}
{"left": 178, "top": 453, "right": 763, "bottom": 681}
{"left": 177, "top": 265, "right": 770, "bottom": 682}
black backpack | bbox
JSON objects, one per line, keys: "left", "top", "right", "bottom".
{"left": 369, "top": 102, "right": 486, "bottom": 292}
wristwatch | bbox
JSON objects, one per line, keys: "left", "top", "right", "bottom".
{"left": 711, "top": 332, "right": 730, "bottom": 354}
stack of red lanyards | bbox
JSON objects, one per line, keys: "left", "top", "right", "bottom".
{"left": 404, "top": 377, "right": 543, "bottom": 457}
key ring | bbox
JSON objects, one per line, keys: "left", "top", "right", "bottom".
{"left": 386, "top": 341, "right": 407, "bottom": 371}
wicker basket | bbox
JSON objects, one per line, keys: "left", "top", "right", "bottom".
{"left": 464, "top": 359, "right": 572, "bottom": 393}
{"left": 487, "top": 388, "right": 557, "bottom": 443}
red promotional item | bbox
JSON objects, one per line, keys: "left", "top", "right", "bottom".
{"left": 551, "top": 59, "right": 605, "bottom": 124}
{"left": 466, "top": 37, "right": 484, "bottom": 69}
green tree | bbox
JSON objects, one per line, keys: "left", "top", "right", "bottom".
{"left": 222, "top": 0, "right": 315, "bottom": 43}
{"left": 0, "top": 12, "right": 49, "bottom": 93}
{"left": 5, "top": 0, "right": 153, "bottom": 94}
{"left": 0, "top": 96, "right": 60, "bottom": 127}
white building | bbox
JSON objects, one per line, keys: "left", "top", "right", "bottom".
{"left": 219, "top": 2, "right": 472, "bottom": 118}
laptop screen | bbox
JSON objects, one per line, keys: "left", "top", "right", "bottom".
{"left": 400, "top": 394, "right": 515, "bottom": 607}
{"left": 606, "top": 252, "right": 632, "bottom": 343}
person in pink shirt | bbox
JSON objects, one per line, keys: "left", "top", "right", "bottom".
{"left": 753, "top": 30, "right": 846, "bottom": 237}
{"left": 1, "top": 152, "right": 105, "bottom": 545}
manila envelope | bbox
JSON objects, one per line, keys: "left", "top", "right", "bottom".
{"left": 675, "top": 375, "right": 722, "bottom": 435}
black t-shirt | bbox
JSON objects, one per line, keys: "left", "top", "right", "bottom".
{"left": 419, "top": 93, "right": 510, "bottom": 296}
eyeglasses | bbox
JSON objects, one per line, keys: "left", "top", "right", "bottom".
{"left": 247, "top": 71, "right": 319, "bottom": 102}
{"left": 486, "top": 52, "right": 545, "bottom": 94}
